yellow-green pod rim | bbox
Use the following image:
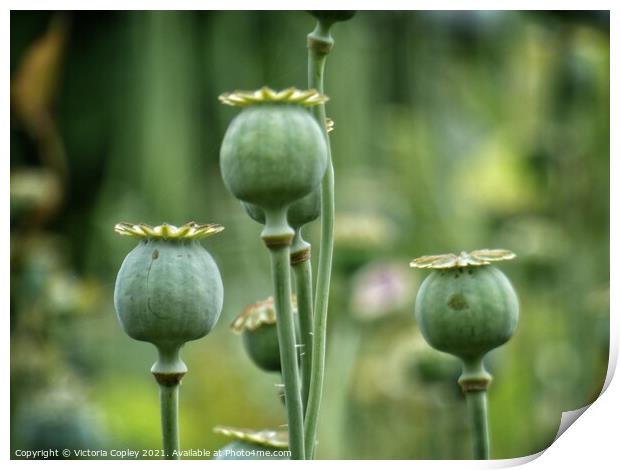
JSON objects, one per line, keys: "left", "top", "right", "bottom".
{"left": 409, "top": 249, "right": 516, "bottom": 270}
{"left": 231, "top": 295, "right": 298, "bottom": 333}
{"left": 114, "top": 221, "right": 224, "bottom": 240}
{"left": 213, "top": 425, "right": 288, "bottom": 449}
{"left": 219, "top": 87, "right": 328, "bottom": 107}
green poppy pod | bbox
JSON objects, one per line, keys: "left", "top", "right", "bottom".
{"left": 231, "top": 296, "right": 299, "bottom": 373}
{"left": 213, "top": 426, "right": 289, "bottom": 460}
{"left": 15, "top": 389, "right": 104, "bottom": 454}
{"left": 241, "top": 187, "right": 321, "bottom": 231}
{"left": 411, "top": 250, "right": 519, "bottom": 362}
{"left": 219, "top": 87, "right": 328, "bottom": 246}
{"left": 309, "top": 11, "right": 356, "bottom": 24}
{"left": 113, "top": 222, "right": 224, "bottom": 377}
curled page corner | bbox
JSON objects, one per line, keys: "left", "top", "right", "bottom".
{"left": 491, "top": 323, "right": 617, "bottom": 468}
{"left": 490, "top": 404, "right": 597, "bottom": 468}
{"left": 542, "top": 336, "right": 618, "bottom": 455}
{"left": 491, "top": 449, "right": 544, "bottom": 468}
{"left": 554, "top": 405, "right": 590, "bottom": 441}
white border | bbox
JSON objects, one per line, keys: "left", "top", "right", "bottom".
{"left": 4, "top": 3, "right": 616, "bottom": 467}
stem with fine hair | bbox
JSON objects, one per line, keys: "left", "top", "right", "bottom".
{"left": 158, "top": 383, "right": 180, "bottom": 459}
{"left": 305, "top": 19, "right": 335, "bottom": 459}
{"left": 291, "top": 231, "right": 314, "bottom": 414}
{"left": 269, "top": 243, "right": 305, "bottom": 460}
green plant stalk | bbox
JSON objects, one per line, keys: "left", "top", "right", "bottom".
{"left": 459, "top": 357, "right": 492, "bottom": 459}
{"left": 269, "top": 244, "right": 305, "bottom": 460}
{"left": 465, "top": 390, "right": 490, "bottom": 459}
{"left": 152, "top": 346, "right": 187, "bottom": 460}
{"left": 305, "top": 19, "right": 335, "bottom": 459}
{"left": 159, "top": 383, "right": 180, "bottom": 460}
{"left": 291, "top": 232, "right": 314, "bottom": 414}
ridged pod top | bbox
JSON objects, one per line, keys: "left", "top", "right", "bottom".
{"left": 219, "top": 87, "right": 328, "bottom": 107}
{"left": 213, "top": 425, "right": 288, "bottom": 449}
{"left": 114, "top": 222, "right": 224, "bottom": 240}
{"left": 231, "top": 295, "right": 297, "bottom": 333}
{"left": 409, "top": 249, "right": 516, "bottom": 270}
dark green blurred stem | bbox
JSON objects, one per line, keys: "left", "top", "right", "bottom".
{"left": 305, "top": 19, "right": 335, "bottom": 460}
{"left": 321, "top": 313, "right": 362, "bottom": 458}
{"left": 291, "top": 231, "right": 314, "bottom": 414}
{"left": 269, "top": 245, "right": 305, "bottom": 460}
{"left": 158, "top": 383, "right": 180, "bottom": 460}
{"left": 465, "top": 391, "right": 490, "bottom": 459}
{"left": 459, "top": 357, "right": 492, "bottom": 460}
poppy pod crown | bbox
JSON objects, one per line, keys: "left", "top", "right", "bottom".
{"left": 214, "top": 425, "right": 288, "bottom": 449}
{"left": 213, "top": 426, "right": 289, "bottom": 460}
{"left": 114, "top": 221, "right": 223, "bottom": 240}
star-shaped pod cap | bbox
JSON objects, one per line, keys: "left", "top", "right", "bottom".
{"left": 213, "top": 425, "right": 288, "bottom": 449}
{"left": 114, "top": 222, "right": 224, "bottom": 240}
{"left": 219, "top": 87, "right": 328, "bottom": 107}
{"left": 409, "top": 249, "right": 516, "bottom": 270}
{"left": 231, "top": 295, "right": 298, "bottom": 333}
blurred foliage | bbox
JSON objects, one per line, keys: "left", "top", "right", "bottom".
{"left": 10, "top": 10, "right": 609, "bottom": 459}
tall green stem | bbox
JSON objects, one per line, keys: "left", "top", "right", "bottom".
{"left": 458, "top": 356, "right": 492, "bottom": 459}
{"left": 465, "top": 390, "right": 490, "bottom": 459}
{"left": 291, "top": 231, "right": 314, "bottom": 414}
{"left": 159, "top": 383, "right": 180, "bottom": 459}
{"left": 152, "top": 345, "right": 186, "bottom": 460}
{"left": 269, "top": 245, "right": 305, "bottom": 460}
{"left": 305, "top": 20, "right": 335, "bottom": 459}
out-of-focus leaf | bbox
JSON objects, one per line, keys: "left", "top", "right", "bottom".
{"left": 12, "top": 15, "right": 67, "bottom": 132}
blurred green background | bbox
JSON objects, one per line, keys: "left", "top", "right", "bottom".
{"left": 10, "top": 10, "right": 609, "bottom": 460}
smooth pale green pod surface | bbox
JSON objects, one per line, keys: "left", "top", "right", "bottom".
{"left": 414, "top": 349, "right": 461, "bottom": 384}
{"left": 415, "top": 265, "right": 519, "bottom": 361}
{"left": 242, "top": 325, "right": 281, "bottom": 372}
{"left": 114, "top": 239, "right": 224, "bottom": 349}
{"left": 241, "top": 318, "right": 302, "bottom": 373}
{"left": 242, "top": 187, "right": 321, "bottom": 230}
{"left": 15, "top": 394, "right": 104, "bottom": 454}
{"left": 233, "top": 298, "right": 301, "bottom": 373}
{"left": 220, "top": 104, "right": 327, "bottom": 211}
{"left": 214, "top": 441, "right": 288, "bottom": 460}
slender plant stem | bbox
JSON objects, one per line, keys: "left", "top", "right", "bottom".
{"left": 269, "top": 245, "right": 305, "bottom": 460}
{"left": 159, "top": 383, "right": 180, "bottom": 460}
{"left": 291, "top": 236, "right": 314, "bottom": 414}
{"left": 465, "top": 390, "right": 490, "bottom": 459}
{"left": 152, "top": 346, "right": 186, "bottom": 460}
{"left": 459, "top": 356, "right": 492, "bottom": 460}
{"left": 305, "top": 20, "right": 335, "bottom": 459}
